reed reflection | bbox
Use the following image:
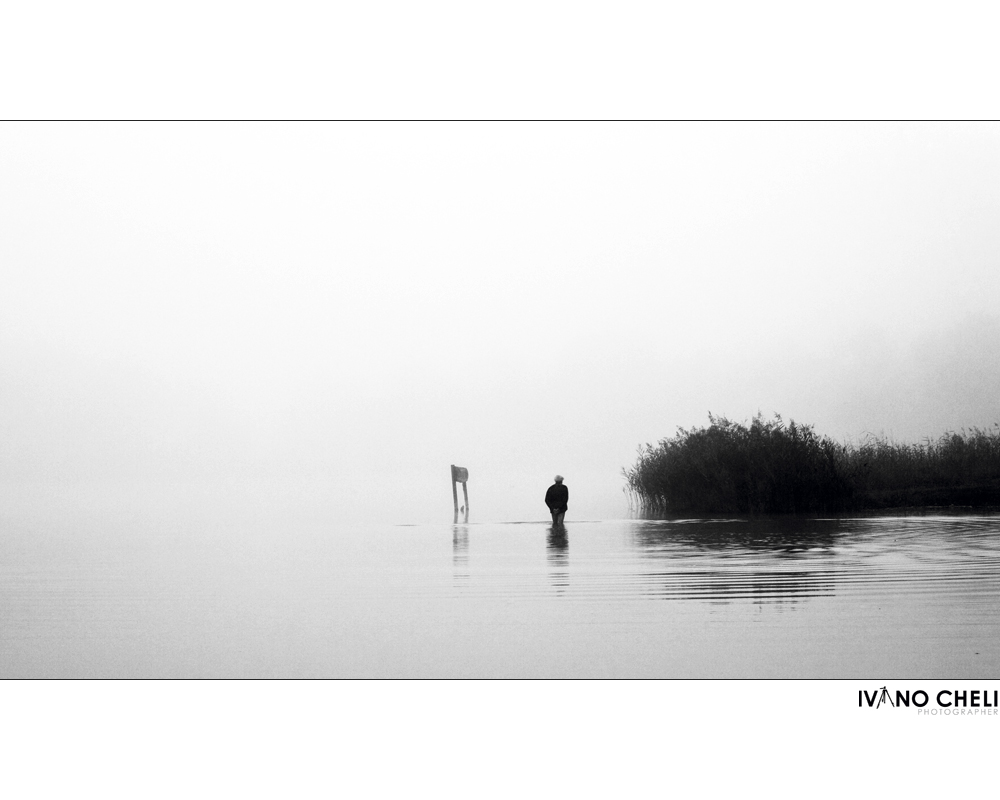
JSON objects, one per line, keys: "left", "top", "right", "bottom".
{"left": 627, "top": 518, "right": 845, "bottom": 604}
{"left": 638, "top": 568, "right": 837, "bottom": 603}
{"left": 547, "top": 524, "right": 569, "bottom": 594}
{"left": 631, "top": 517, "right": 844, "bottom": 554}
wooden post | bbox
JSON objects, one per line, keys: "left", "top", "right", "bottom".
{"left": 451, "top": 464, "right": 469, "bottom": 522}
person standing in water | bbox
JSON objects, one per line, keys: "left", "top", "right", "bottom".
{"left": 545, "top": 475, "right": 568, "bottom": 525}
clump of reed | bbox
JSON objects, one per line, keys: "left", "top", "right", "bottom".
{"left": 624, "top": 414, "right": 1000, "bottom": 515}
{"left": 841, "top": 426, "right": 1000, "bottom": 508}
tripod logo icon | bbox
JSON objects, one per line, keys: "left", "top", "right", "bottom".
{"left": 875, "top": 686, "right": 895, "bottom": 708}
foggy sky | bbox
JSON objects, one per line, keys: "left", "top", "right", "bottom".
{"left": 3, "top": 124, "right": 999, "bottom": 523}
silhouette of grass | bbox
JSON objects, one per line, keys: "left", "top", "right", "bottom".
{"left": 624, "top": 414, "right": 1000, "bottom": 515}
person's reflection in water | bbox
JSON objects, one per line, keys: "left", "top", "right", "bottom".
{"left": 547, "top": 523, "right": 569, "bottom": 594}
{"left": 453, "top": 525, "right": 469, "bottom": 586}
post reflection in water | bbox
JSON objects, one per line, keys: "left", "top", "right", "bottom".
{"left": 452, "top": 524, "right": 469, "bottom": 585}
{"left": 547, "top": 524, "right": 569, "bottom": 593}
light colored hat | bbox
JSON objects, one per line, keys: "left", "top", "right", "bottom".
{"left": 554, "top": 475, "right": 564, "bottom": 483}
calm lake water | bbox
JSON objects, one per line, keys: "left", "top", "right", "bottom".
{"left": 2, "top": 513, "right": 999, "bottom": 678}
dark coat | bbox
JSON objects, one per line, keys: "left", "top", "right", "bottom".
{"left": 545, "top": 483, "right": 568, "bottom": 512}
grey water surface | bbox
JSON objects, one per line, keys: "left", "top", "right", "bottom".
{"left": 3, "top": 514, "right": 999, "bottom": 678}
